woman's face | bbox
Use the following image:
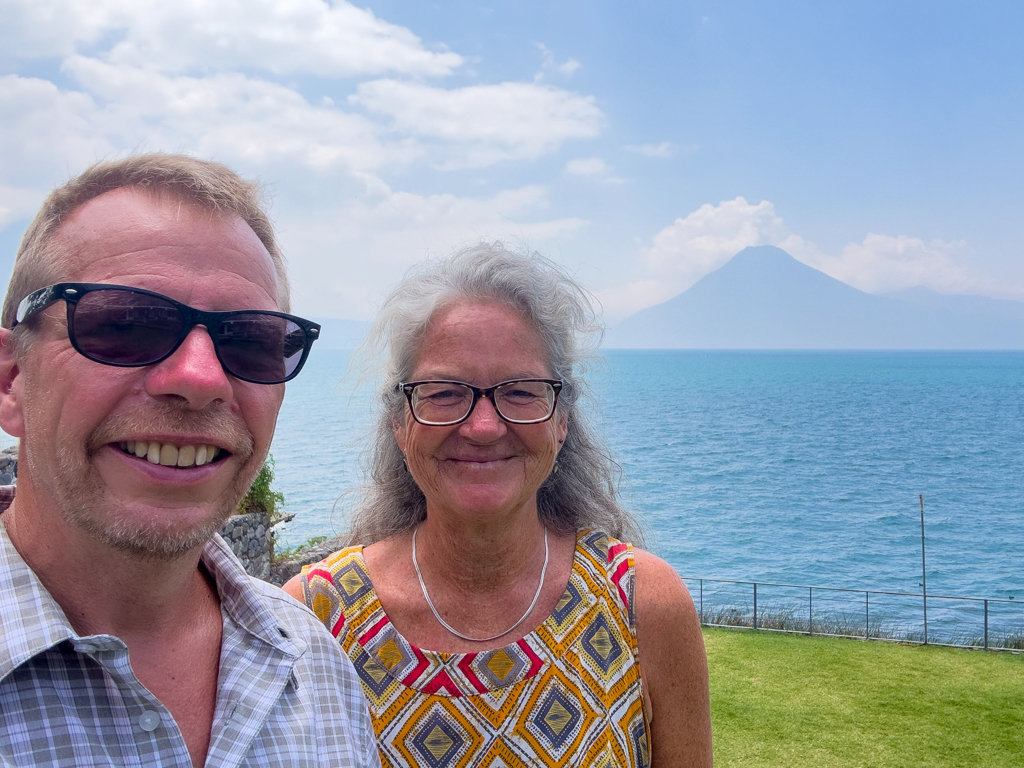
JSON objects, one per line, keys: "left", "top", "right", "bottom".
{"left": 394, "top": 301, "right": 568, "bottom": 524}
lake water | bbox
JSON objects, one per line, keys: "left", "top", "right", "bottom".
{"left": 272, "top": 350, "right": 1024, "bottom": 616}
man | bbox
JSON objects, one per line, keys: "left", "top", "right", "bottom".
{"left": 0, "top": 155, "right": 379, "bottom": 767}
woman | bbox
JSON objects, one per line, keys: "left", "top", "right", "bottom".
{"left": 285, "top": 243, "right": 712, "bottom": 767}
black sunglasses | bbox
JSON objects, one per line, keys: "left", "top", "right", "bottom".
{"left": 14, "top": 283, "right": 320, "bottom": 384}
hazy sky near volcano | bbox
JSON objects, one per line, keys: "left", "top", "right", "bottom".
{"left": 2, "top": 0, "right": 1022, "bottom": 320}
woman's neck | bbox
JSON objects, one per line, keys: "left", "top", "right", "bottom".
{"left": 414, "top": 507, "right": 547, "bottom": 595}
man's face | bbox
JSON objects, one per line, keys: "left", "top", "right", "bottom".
{"left": 2, "top": 188, "right": 285, "bottom": 558}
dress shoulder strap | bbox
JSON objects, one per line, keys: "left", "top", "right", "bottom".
{"left": 300, "top": 546, "right": 369, "bottom": 639}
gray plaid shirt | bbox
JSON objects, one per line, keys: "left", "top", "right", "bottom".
{"left": 0, "top": 504, "right": 380, "bottom": 767}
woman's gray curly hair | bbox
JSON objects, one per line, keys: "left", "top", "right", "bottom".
{"left": 346, "top": 241, "right": 643, "bottom": 546}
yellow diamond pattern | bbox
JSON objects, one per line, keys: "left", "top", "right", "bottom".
{"left": 555, "top": 590, "right": 573, "bottom": 613}
{"left": 378, "top": 638, "right": 405, "bottom": 670}
{"left": 361, "top": 656, "right": 389, "bottom": 685}
{"left": 543, "top": 700, "right": 573, "bottom": 736}
{"left": 339, "top": 569, "right": 365, "bottom": 596}
{"left": 424, "top": 725, "right": 454, "bottom": 760}
{"left": 591, "top": 627, "right": 614, "bottom": 660}
{"left": 311, "top": 592, "right": 332, "bottom": 623}
{"left": 486, "top": 649, "right": 515, "bottom": 682}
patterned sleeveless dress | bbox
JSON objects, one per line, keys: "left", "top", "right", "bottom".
{"left": 301, "top": 529, "right": 651, "bottom": 768}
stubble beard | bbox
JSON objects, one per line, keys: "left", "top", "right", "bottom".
{"left": 36, "top": 402, "right": 259, "bottom": 561}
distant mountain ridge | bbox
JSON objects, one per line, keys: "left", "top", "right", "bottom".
{"left": 605, "top": 246, "right": 1024, "bottom": 349}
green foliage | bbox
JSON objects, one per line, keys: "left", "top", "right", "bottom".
{"left": 239, "top": 455, "right": 286, "bottom": 521}
{"left": 705, "top": 627, "right": 1024, "bottom": 767}
{"left": 274, "top": 535, "right": 328, "bottom": 561}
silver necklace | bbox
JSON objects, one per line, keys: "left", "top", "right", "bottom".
{"left": 411, "top": 525, "right": 549, "bottom": 643}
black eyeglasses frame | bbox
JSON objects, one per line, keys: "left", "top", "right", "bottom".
{"left": 399, "top": 378, "right": 563, "bottom": 426}
{"left": 14, "top": 282, "right": 321, "bottom": 385}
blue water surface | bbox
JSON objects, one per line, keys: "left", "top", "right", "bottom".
{"left": 272, "top": 350, "right": 1024, "bottom": 603}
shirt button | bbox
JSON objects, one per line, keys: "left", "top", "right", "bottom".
{"left": 138, "top": 710, "right": 161, "bottom": 732}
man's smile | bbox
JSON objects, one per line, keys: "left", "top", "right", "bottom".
{"left": 117, "top": 440, "right": 227, "bottom": 468}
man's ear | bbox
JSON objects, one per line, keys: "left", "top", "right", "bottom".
{"left": 0, "top": 328, "right": 26, "bottom": 438}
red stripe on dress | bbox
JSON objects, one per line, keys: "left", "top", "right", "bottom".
{"left": 611, "top": 560, "right": 630, "bottom": 611}
{"left": 517, "top": 639, "right": 544, "bottom": 678}
{"left": 359, "top": 615, "right": 391, "bottom": 645}
{"left": 422, "top": 669, "right": 463, "bottom": 697}
{"left": 330, "top": 614, "right": 345, "bottom": 637}
{"left": 402, "top": 644, "right": 430, "bottom": 685}
{"left": 457, "top": 653, "right": 490, "bottom": 694}
{"left": 607, "top": 542, "right": 628, "bottom": 563}
{"left": 305, "top": 568, "right": 334, "bottom": 583}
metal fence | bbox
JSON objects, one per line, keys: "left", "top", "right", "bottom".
{"left": 682, "top": 577, "right": 1024, "bottom": 651}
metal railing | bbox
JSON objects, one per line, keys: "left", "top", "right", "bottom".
{"left": 682, "top": 577, "right": 1024, "bottom": 651}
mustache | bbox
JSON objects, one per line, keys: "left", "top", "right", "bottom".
{"left": 86, "top": 401, "right": 255, "bottom": 460}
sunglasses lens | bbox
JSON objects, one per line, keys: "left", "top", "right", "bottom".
{"left": 72, "top": 289, "right": 184, "bottom": 365}
{"left": 216, "top": 314, "right": 307, "bottom": 383}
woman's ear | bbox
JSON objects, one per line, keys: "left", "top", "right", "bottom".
{"left": 393, "top": 417, "right": 408, "bottom": 454}
{"left": 555, "top": 414, "right": 568, "bottom": 452}
{"left": 0, "top": 329, "right": 26, "bottom": 438}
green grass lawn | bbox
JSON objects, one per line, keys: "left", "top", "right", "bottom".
{"left": 704, "top": 627, "right": 1024, "bottom": 767}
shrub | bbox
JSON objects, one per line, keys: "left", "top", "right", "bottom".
{"left": 239, "top": 455, "right": 286, "bottom": 521}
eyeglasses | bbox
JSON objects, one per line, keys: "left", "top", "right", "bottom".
{"left": 399, "top": 379, "right": 563, "bottom": 426}
{"left": 14, "top": 283, "right": 320, "bottom": 384}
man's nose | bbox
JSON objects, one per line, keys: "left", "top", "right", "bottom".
{"left": 144, "top": 326, "right": 233, "bottom": 409}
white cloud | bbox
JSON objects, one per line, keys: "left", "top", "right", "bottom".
{"left": 0, "top": 0, "right": 607, "bottom": 317}
{"left": 565, "top": 157, "right": 607, "bottom": 176}
{"left": 279, "top": 184, "right": 587, "bottom": 318}
{"left": 564, "top": 156, "right": 625, "bottom": 184}
{"left": 536, "top": 43, "right": 581, "bottom": 79}
{"left": 804, "top": 234, "right": 980, "bottom": 295}
{"left": 351, "top": 79, "right": 603, "bottom": 168}
{"left": 1, "top": 0, "right": 462, "bottom": 77}
{"left": 625, "top": 141, "right": 678, "bottom": 159}
{"left": 598, "top": 197, "right": 994, "bottom": 319}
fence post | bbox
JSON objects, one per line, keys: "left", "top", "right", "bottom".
{"left": 808, "top": 587, "right": 813, "bottom": 636}
{"left": 920, "top": 495, "right": 928, "bottom": 645}
{"left": 865, "top": 592, "right": 870, "bottom": 639}
{"left": 699, "top": 579, "right": 704, "bottom": 624}
{"left": 984, "top": 599, "right": 989, "bottom": 651}
{"left": 753, "top": 583, "right": 758, "bottom": 630}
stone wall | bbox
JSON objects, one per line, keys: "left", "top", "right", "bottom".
{"left": 220, "top": 510, "right": 273, "bottom": 580}
{"left": 0, "top": 446, "right": 16, "bottom": 485}
{"left": 1, "top": 448, "right": 277, "bottom": 581}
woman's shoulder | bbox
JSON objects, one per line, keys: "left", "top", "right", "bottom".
{"left": 280, "top": 544, "right": 365, "bottom": 602}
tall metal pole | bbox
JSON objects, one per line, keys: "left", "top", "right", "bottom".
{"left": 920, "top": 494, "right": 928, "bottom": 645}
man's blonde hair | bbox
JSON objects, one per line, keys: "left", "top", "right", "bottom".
{"left": 3, "top": 154, "right": 290, "bottom": 342}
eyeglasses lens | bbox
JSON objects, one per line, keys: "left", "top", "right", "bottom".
{"left": 216, "top": 315, "right": 304, "bottom": 382}
{"left": 71, "top": 289, "right": 184, "bottom": 365}
{"left": 411, "top": 381, "right": 555, "bottom": 425}
{"left": 494, "top": 381, "right": 556, "bottom": 422}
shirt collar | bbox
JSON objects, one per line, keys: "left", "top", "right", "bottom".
{"left": 0, "top": 504, "right": 304, "bottom": 681}
{"left": 0, "top": 517, "right": 78, "bottom": 681}
{"left": 202, "top": 533, "right": 306, "bottom": 658}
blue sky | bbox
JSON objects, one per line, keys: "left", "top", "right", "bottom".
{"left": 2, "top": 0, "right": 1022, "bottom": 319}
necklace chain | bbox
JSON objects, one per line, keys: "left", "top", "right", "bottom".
{"left": 411, "top": 525, "right": 549, "bottom": 643}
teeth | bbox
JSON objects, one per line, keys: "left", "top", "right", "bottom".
{"left": 159, "top": 443, "right": 178, "bottom": 466}
{"left": 121, "top": 441, "right": 222, "bottom": 468}
{"left": 177, "top": 445, "right": 196, "bottom": 467}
